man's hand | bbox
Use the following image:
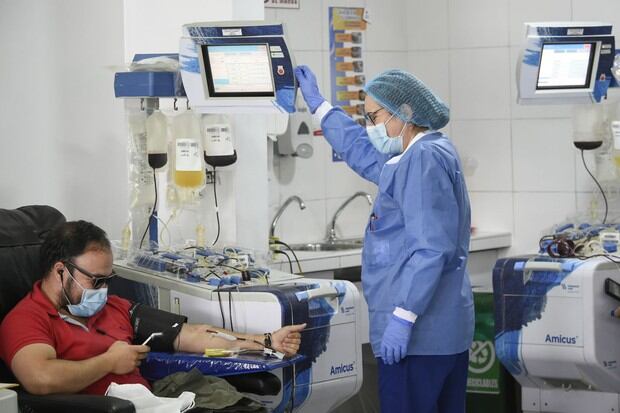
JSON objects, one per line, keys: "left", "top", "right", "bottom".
{"left": 105, "top": 341, "right": 150, "bottom": 375}
{"left": 271, "top": 323, "right": 306, "bottom": 356}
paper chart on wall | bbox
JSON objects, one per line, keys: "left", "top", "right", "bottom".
{"left": 328, "top": 7, "right": 368, "bottom": 162}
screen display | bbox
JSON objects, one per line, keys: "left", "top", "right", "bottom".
{"left": 201, "top": 44, "right": 275, "bottom": 97}
{"left": 536, "top": 42, "right": 596, "bottom": 90}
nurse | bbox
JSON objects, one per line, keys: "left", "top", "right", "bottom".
{"left": 295, "top": 66, "right": 474, "bottom": 412}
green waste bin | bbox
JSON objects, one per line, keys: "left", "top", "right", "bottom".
{"left": 467, "top": 289, "right": 520, "bottom": 413}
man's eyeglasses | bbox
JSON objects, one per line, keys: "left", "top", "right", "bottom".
{"left": 364, "top": 108, "right": 384, "bottom": 126}
{"left": 63, "top": 260, "right": 117, "bottom": 289}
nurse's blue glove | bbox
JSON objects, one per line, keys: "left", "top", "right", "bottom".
{"left": 294, "top": 65, "right": 325, "bottom": 113}
{"left": 380, "top": 314, "right": 413, "bottom": 365}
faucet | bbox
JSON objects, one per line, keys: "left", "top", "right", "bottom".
{"left": 270, "top": 195, "right": 306, "bottom": 239}
{"left": 327, "top": 191, "right": 373, "bottom": 242}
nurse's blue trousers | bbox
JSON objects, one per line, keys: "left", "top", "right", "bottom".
{"left": 377, "top": 351, "right": 469, "bottom": 413}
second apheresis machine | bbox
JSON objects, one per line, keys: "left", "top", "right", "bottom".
{"left": 113, "top": 21, "right": 363, "bottom": 412}
{"left": 495, "top": 22, "right": 620, "bottom": 413}
{"left": 494, "top": 253, "right": 620, "bottom": 413}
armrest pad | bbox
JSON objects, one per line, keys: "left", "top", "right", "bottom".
{"left": 17, "top": 391, "right": 135, "bottom": 413}
{"left": 223, "top": 372, "right": 281, "bottom": 396}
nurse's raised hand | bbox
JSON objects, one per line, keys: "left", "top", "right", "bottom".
{"left": 294, "top": 65, "right": 326, "bottom": 114}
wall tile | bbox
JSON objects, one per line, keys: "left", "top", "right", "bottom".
{"left": 408, "top": 50, "right": 451, "bottom": 106}
{"left": 448, "top": 0, "right": 509, "bottom": 48}
{"left": 574, "top": 148, "right": 601, "bottom": 192}
{"left": 406, "top": 0, "right": 449, "bottom": 51}
{"left": 451, "top": 120, "right": 512, "bottom": 191}
{"left": 450, "top": 48, "right": 511, "bottom": 120}
{"left": 512, "top": 119, "right": 574, "bottom": 192}
{"left": 469, "top": 191, "right": 514, "bottom": 232}
{"left": 276, "top": 0, "right": 323, "bottom": 50}
{"left": 276, "top": 199, "right": 326, "bottom": 244}
{"left": 326, "top": 195, "right": 374, "bottom": 240}
{"left": 576, "top": 191, "right": 611, "bottom": 224}
{"left": 268, "top": 140, "right": 280, "bottom": 208}
{"left": 363, "top": 51, "right": 409, "bottom": 79}
{"left": 264, "top": 7, "right": 278, "bottom": 23}
{"left": 508, "top": 0, "right": 572, "bottom": 46}
{"left": 573, "top": 0, "right": 620, "bottom": 34}
{"left": 364, "top": 0, "right": 408, "bottom": 52}
{"left": 512, "top": 192, "right": 577, "bottom": 254}
{"left": 324, "top": 153, "right": 375, "bottom": 199}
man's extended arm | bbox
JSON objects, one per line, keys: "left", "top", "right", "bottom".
{"left": 175, "top": 323, "right": 305, "bottom": 356}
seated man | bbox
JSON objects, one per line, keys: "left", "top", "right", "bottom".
{"left": 0, "top": 220, "right": 305, "bottom": 395}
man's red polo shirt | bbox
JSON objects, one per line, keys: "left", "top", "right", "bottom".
{"left": 0, "top": 280, "right": 150, "bottom": 394}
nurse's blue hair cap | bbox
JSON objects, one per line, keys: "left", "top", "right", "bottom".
{"left": 364, "top": 69, "right": 449, "bottom": 130}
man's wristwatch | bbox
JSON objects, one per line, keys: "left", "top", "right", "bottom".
{"left": 264, "top": 332, "right": 273, "bottom": 348}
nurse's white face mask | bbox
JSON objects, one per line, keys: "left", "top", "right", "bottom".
{"left": 366, "top": 112, "right": 407, "bottom": 155}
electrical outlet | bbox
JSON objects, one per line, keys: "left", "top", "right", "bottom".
{"left": 205, "top": 171, "right": 216, "bottom": 185}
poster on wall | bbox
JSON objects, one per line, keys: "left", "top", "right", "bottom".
{"left": 264, "top": 0, "right": 300, "bottom": 9}
{"left": 328, "top": 7, "right": 368, "bottom": 162}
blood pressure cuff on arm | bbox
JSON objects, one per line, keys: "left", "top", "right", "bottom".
{"left": 129, "top": 303, "right": 187, "bottom": 352}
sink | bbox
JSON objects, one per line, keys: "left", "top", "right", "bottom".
{"left": 290, "top": 239, "right": 363, "bottom": 252}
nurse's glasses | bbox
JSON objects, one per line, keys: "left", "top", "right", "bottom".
{"left": 364, "top": 108, "right": 384, "bottom": 125}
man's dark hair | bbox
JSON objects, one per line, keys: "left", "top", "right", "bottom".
{"left": 40, "top": 220, "right": 111, "bottom": 276}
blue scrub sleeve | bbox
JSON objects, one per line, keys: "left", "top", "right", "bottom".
{"left": 321, "top": 107, "right": 391, "bottom": 185}
{"left": 393, "top": 146, "right": 459, "bottom": 315}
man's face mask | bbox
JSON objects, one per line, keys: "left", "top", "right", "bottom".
{"left": 61, "top": 263, "right": 109, "bottom": 317}
{"left": 366, "top": 112, "right": 407, "bottom": 155}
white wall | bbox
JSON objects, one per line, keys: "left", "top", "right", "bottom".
{"left": 272, "top": 0, "right": 620, "bottom": 254}
{"left": 405, "top": 0, "right": 620, "bottom": 254}
{"left": 123, "top": 0, "right": 264, "bottom": 61}
{"left": 268, "top": 0, "right": 409, "bottom": 244}
{"left": 0, "top": 0, "right": 127, "bottom": 237}
{"left": 0, "top": 0, "right": 265, "bottom": 244}
{"left": 4, "top": 0, "right": 617, "bottom": 253}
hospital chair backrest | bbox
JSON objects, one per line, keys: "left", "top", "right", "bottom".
{"left": 0, "top": 205, "right": 66, "bottom": 381}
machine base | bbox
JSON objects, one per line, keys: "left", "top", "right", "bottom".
{"left": 522, "top": 387, "right": 619, "bottom": 413}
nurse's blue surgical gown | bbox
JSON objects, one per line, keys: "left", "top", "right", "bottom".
{"left": 320, "top": 106, "right": 474, "bottom": 356}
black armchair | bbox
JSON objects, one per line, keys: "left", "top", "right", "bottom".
{"left": 0, "top": 205, "right": 135, "bottom": 413}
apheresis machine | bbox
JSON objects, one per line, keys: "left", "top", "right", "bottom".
{"left": 494, "top": 252, "right": 620, "bottom": 412}
{"left": 113, "top": 21, "right": 363, "bottom": 412}
{"left": 114, "top": 248, "right": 363, "bottom": 413}
{"left": 493, "top": 222, "right": 620, "bottom": 412}
{"left": 494, "top": 22, "right": 620, "bottom": 413}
